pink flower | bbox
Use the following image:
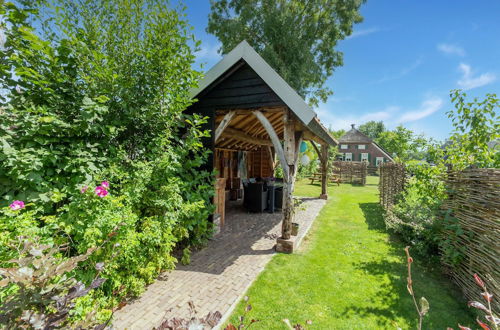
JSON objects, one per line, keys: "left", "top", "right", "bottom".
{"left": 95, "top": 186, "right": 108, "bottom": 198}
{"left": 101, "top": 181, "right": 109, "bottom": 188}
{"left": 9, "top": 200, "right": 25, "bottom": 210}
{"left": 80, "top": 185, "right": 88, "bottom": 193}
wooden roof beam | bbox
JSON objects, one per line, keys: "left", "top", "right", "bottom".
{"left": 221, "top": 127, "right": 273, "bottom": 147}
{"left": 215, "top": 110, "right": 236, "bottom": 143}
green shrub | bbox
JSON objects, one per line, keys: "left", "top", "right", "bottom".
{"left": 0, "top": 0, "right": 216, "bottom": 319}
{"left": 385, "top": 162, "right": 446, "bottom": 258}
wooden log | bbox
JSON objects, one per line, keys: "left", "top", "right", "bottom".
{"left": 222, "top": 127, "right": 274, "bottom": 147}
{"left": 284, "top": 113, "right": 295, "bottom": 166}
{"left": 281, "top": 110, "right": 296, "bottom": 240}
{"left": 215, "top": 111, "right": 236, "bottom": 143}
{"left": 311, "top": 142, "right": 321, "bottom": 158}
{"left": 291, "top": 131, "right": 303, "bottom": 192}
{"left": 252, "top": 110, "right": 289, "bottom": 180}
{"left": 320, "top": 144, "right": 329, "bottom": 199}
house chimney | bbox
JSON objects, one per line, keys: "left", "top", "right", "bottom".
{"left": 351, "top": 124, "right": 355, "bottom": 129}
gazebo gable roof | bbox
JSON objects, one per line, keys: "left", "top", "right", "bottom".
{"left": 190, "top": 40, "right": 337, "bottom": 146}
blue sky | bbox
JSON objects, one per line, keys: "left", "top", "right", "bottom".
{"left": 184, "top": 0, "right": 500, "bottom": 141}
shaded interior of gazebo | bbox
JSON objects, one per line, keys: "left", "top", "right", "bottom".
{"left": 187, "top": 42, "right": 336, "bottom": 253}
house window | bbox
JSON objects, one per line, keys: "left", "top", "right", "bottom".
{"left": 340, "top": 144, "right": 348, "bottom": 150}
{"left": 358, "top": 145, "right": 366, "bottom": 150}
{"left": 361, "top": 153, "right": 369, "bottom": 162}
{"left": 376, "top": 157, "right": 384, "bottom": 166}
{"left": 345, "top": 153, "right": 352, "bottom": 161}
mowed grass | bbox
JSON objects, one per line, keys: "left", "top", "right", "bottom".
{"left": 227, "top": 177, "right": 475, "bottom": 329}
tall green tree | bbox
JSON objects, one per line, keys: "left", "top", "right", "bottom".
{"left": 358, "top": 120, "right": 385, "bottom": 140}
{"left": 376, "top": 125, "right": 428, "bottom": 162}
{"left": 207, "top": 0, "right": 365, "bottom": 106}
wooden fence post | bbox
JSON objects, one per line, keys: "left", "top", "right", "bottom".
{"left": 320, "top": 145, "right": 329, "bottom": 199}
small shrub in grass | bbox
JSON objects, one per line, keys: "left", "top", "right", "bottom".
{"left": 225, "top": 296, "right": 260, "bottom": 329}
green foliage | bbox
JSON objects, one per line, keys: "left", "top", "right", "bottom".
{"left": 0, "top": 0, "right": 216, "bottom": 321}
{"left": 388, "top": 162, "right": 446, "bottom": 258}
{"left": 207, "top": 0, "right": 365, "bottom": 106}
{"left": 181, "top": 247, "right": 191, "bottom": 266}
{"left": 376, "top": 125, "right": 429, "bottom": 162}
{"left": 0, "top": 240, "right": 107, "bottom": 329}
{"left": 329, "top": 129, "right": 346, "bottom": 139}
{"left": 384, "top": 90, "right": 499, "bottom": 264}
{"left": 228, "top": 177, "right": 474, "bottom": 328}
{"left": 445, "top": 90, "right": 499, "bottom": 170}
{"left": 358, "top": 120, "right": 386, "bottom": 140}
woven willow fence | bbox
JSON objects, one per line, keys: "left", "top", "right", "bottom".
{"left": 379, "top": 163, "right": 406, "bottom": 209}
{"left": 443, "top": 168, "right": 500, "bottom": 313}
{"left": 332, "top": 161, "right": 367, "bottom": 185}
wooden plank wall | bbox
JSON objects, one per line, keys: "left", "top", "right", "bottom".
{"left": 215, "top": 148, "right": 274, "bottom": 182}
{"left": 248, "top": 148, "right": 273, "bottom": 178}
{"left": 214, "top": 149, "right": 239, "bottom": 189}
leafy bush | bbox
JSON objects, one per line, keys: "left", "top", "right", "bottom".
{"left": 383, "top": 90, "right": 498, "bottom": 261}
{"left": 0, "top": 0, "right": 216, "bottom": 321}
{"left": 386, "top": 162, "right": 446, "bottom": 258}
{"left": 0, "top": 240, "right": 108, "bottom": 329}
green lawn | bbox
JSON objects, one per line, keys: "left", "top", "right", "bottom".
{"left": 227, "top": 177, "right": 475, "bottom": 329}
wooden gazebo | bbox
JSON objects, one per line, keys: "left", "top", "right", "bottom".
{"left": 188, "top": 41, "right": 337, "bottom": 252}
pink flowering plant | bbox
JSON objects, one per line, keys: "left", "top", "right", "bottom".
{"left": 9, "top": 200, "right": 25, "bottom": 211}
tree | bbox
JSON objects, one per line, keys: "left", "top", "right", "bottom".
{"left": 376, "top": 125, "right": 428, "bottom": 162}
{"left": 358, "top": 121, "right": 385, "bottom": 140}
{"left": 207, "top": 0, "right": 365, "bottom": 106}
{"left": 329, "top": 129, "right": 346, "bottom": 140}
{"left": 445, "top": 89, "right": 499, "bottom": 169}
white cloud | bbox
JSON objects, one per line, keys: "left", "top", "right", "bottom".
{"left": 457, "top": 63, "right": 496, "bottom": 90}
{"left": 437, "top": 43, "right": 465, "bottom": 57}
{"left": 397, "top": 97, "right": 443, "bottom": 123}
{"left": 316, "top": 96, "right": 443, "bottom": 131}
{"left": 346, "top": 27, "right": 380, "bottom": 40}
{"left": 315, "top": 104, "right": 399, "bottom": 131}
{"left": 195, "top": 41, "right": 222, "bottom": 61}
{"left": 375, "top": 58, "right": 422, "bottom": 84}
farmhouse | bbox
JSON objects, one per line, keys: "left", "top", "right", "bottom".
{"left": 187, "top": 40, "right": 337, "bottom": 252}
{"left": 337, "top": 124, "right": 394, "bottom": 171}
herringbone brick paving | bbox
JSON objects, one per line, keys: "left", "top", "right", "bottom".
{"left": 112, "top": 198, "right": 325, "bottom": 329}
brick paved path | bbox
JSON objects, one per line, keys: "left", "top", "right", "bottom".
{"left": 112, "top": 198, "right": 326, "bottom": 329}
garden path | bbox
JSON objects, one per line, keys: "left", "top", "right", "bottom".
{"left": 112, "top": 197, "right": 326, "bottom": 329}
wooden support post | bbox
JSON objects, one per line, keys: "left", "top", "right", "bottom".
{"left": 215, "top": 111, "right": 236, "bottom": 143}
{"left": 320, "top": 144, "right": 329, "bottom": 199}
{"left": 280, "top": 110, "right": 295, "bottom": 240}
{"left": 291, "top": 132, "right": 303, "bottom": 191}
{"left": 311, "top": 142, "right": 321, "bottom": 158}
{"left": 254, "top": 109, "right": 299, "bottom": 252}
{"left": 252, "top": 111, "right": 289, "bottom": 179}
